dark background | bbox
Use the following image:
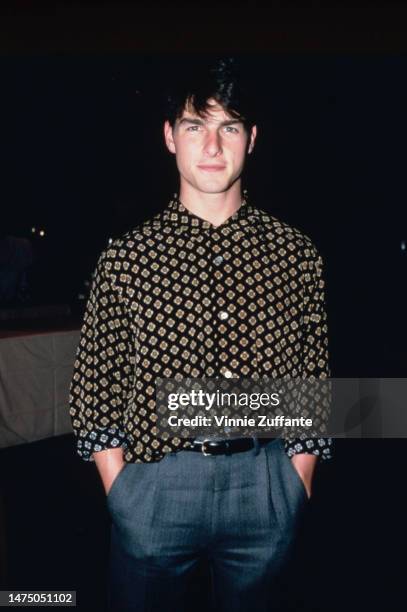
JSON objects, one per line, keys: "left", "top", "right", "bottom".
{"left": 3, "top": 52, "right": 406, "bottom": 376}
{"left": 1, "top": 2, "right": 407, "bottom": 610}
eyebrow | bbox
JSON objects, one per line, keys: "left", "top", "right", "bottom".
{"left": 178, "top": 118, "right": 243, "bottom": 127}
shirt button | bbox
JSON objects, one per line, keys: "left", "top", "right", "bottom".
{"left": 213, "top": 255, "right": 223, "bottom": 265}
{"left": 218, "top": 311, "right": 229, "bottom": 321}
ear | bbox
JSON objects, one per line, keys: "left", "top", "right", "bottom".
{"left": 164, "top": 120, "right": 176, "bottom": 154}
{"left": 248, "top": 125, "right": 257, "bottom": 154}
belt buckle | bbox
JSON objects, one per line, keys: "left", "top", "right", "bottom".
{"left": 201, "top": 439, "right": 213, "bottom": 456}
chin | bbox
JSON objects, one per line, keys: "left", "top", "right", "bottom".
{"left": 195, "top": 179, "right": 231, "bottom": 192}
{"left": 197, "top": 186, "right": 230, "bottom": 195}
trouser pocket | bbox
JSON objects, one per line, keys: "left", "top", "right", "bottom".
{"left": 264, "top": 439, "right": 307, "bottom": 537}
{"left": 107, "top": 461, "right": 158, "bottom": 559}
{"left": 279, "top": 444, "right": 309, "bottom": 503}
{"left": 106, "top": 464, "right": 130, "bottom": 504}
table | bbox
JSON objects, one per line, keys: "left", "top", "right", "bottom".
{"left": 0, "top": 329, "right": 80, "bottom": 449}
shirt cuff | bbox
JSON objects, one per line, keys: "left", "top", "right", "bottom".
{"left": 284, "top": 437, "right": 333, "bottom": 461}
{"left": 76, "top": 427, "right": 128, "bottom": 462}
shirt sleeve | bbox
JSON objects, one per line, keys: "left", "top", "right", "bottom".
{"left": 284, "top": 248, "right": 333, "bottom": 461}
{"left": 69, "top": 249, "right": 134, "bottom": 461}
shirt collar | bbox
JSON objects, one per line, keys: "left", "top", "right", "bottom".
{"left": 162, "top": 192, "right": 264, "bottom": 236}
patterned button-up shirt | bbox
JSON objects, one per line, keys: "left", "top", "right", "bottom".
{"left": 69, "top": 195, "right": 333, "bottom": 463}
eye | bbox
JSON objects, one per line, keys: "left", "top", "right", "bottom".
{"left": 224, "top": 126, "right": 239, "bottom": 133}
{"left": 186, "top": 125, "right": 201, "bottom": 132}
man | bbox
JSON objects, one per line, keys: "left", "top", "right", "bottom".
{"left": 69, "top": 57, "right": 332, "bottom": 611}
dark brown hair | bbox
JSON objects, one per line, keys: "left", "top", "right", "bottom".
{"left": 163, "top": 56, "right": 257, "bottom": 131}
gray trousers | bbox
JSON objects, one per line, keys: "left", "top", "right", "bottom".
{"left": 107, "top": 438, "right": 309, "bottom": 612}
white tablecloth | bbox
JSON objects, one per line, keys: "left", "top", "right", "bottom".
{"left": 0, "top": 330, "right": 79, "bottom": 448}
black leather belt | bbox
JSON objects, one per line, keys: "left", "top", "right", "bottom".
{"left": 185, "top": 437, "right": 274, "bottom": 456}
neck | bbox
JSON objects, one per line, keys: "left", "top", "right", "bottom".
{"left": 179, "top": 180, "right": 243, "bottom": 227}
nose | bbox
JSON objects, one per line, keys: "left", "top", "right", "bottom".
{"left": 203, "top": 129, "right": 222, "bottom": 157}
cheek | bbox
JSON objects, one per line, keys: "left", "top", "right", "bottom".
{"left": 176, "top": 152, "right": 192, "bottom": 174}
{"left": 175, "top": 142, "right": 195, "bottom": 165}
{"left": 229, "top": 145, "right": 247, "bottom": 168}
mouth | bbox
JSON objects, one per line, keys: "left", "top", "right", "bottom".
{"left": 197, "top": 165, "right": 226, "bottom": 172}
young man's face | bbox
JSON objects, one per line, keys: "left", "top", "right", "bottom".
{"left": 164, "top": 98, "right": 257, "bottom": 197}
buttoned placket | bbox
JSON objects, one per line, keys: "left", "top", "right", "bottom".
{"left": 180, "top": 201, "right": 254, "bottom": 382}
{"left": 208, "top": 224, "right": 230, "bottom": 379}
{"left": 196, "top": 222, "right": 234, "bottom": 440}
{"left": 194, "top": 217, "right": 269, "bottom": 383}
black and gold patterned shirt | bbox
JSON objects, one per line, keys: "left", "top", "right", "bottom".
{"left": 69, "top": 195, "right": 333, "bottom": 463}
